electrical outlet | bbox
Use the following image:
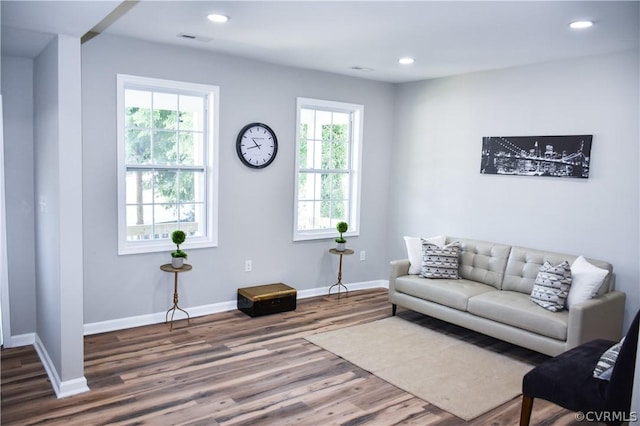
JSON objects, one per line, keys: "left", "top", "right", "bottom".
{"left": 245, "top": 260, "right": 252, "bottom": 272}
{"left": 360, "top": 250, "right": 366, "bottom": 261}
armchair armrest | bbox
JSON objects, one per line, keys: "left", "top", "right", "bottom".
{"left": 566, "top": 290, "right": 626, "bottom": 349}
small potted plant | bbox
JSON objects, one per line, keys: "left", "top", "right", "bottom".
{"left": 335, "top": 221, "right": 348, "bottom": 251}
{"left": 171, "top": 229, "right": 188, "bottom": 268}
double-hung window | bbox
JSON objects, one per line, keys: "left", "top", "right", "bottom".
{"left": 117, "top": 75, "right": 219, "bottom": 255}
{"left": 294, "top": 98, "right": 363, "bottom": 241}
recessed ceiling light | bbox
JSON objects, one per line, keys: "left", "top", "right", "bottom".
{"left": 399, "top": 57, "right": 415, "bottom": 65}
{"left": 208, "top": 14, "right": 229, "bottom": 23}
{"left": 569, "top": 20, "right": 594, "bottom": 29}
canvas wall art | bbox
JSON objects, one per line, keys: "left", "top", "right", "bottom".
{"left": 480, "top": 135, "right": 592, "bottom": 178}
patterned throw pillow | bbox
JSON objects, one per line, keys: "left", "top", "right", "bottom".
{"left": 404, "top": 235, "right": 447, "bottom": 275}
{"left": 420, "top": 241, "right": 461, "bottom": 279}
{"left": 530, "top": 261, "right": 572, "bottom": 312}
{"left": 593, "top": 337, "right": 625, "bottom": 381}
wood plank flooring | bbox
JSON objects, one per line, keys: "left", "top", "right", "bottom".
{"left": 2, "top": 289, "right": 578, "bottom": 425}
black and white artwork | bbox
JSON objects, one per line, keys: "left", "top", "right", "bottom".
{"left": 480, "top": 135, "right": 592, "bottom": 178}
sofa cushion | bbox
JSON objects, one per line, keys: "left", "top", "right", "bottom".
{"left": 530, "top": 261, "right": 572, "bottom": 312}
{"left": 395, "top": 275, "right": 496, "bottom": 311}
{"left": 467, "top": 291, "right": 568, "bottom": 340}
{"left": 446, "top": 237, "right": 511, "bottom": 289}
{"left": 503, "top": 247, "right": 572, "bottom": 294}
{"left": 420, "top": 241, "right": 461, "bottom": 279}
{"left": 504, "top": 247, "right": 614, "bottom": 296}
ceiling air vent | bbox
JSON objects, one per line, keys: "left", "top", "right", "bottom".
{"left": 349, "top": 66, "right": 375, "bottom": 72}
{"left": 177, "top": 33, "right": 213, "bottom": 43}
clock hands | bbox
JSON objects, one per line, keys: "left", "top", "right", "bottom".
{"left": 247, "top": 137, "right": 263, "bottom": 149}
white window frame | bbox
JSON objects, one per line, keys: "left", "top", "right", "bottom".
{"left": 293, "top": 97, "right": 363, "bottom": 241}
{"left": 116, "top": 74, "right": 219, "bottom": 255}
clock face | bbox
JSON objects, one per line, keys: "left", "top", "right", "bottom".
{"left": 236, "top": 123, "right": 278, "bottom": 169}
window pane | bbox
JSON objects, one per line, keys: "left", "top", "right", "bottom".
{"left": 331, "top": 113, "right": 350, "bottom": 141}
{"left": 179, "top": 132, "right": 204, "bottom": 166}
{"left": 319, "top": 174, "right": 348, "bottom": 222}
{"left": 126, "top": 129, "right": 151, "bottom": 164}
{"left": 298, "top": 173, "right": 316, "bottom": 201}
{"left": 332, "top": 141, "right": 348, "bottom": 169}
{"left": 153, "top": 92, "right": 178, "bottom": 129}
{"left": 153, "top": 131, "right": 177, "bottom": 164}
{"left": 126, "top": 205, "right": 153, "bottom": 240}
{"left": 125, "top": 90, "right": 152, "bottom": 128}
{"left": 179, "top": 203, "right": 204, "bottom": 237}
{"left": 297, "top": 201, "right": 315, "bottom": 230}
{"left": 178, "top": 170, "right": 205, "bottom": 203}
{"left": 154, "top": 170, "right": 177, "bottom": 203}
{"left": 321, "top": 140, "right": 349, "bottom": 169}
{"left": 153, "top": 204, "right": 178, "bottom": 238}
{"left": 300, "top": 109, "right": 314, "bottom": 140}
{"left": 299, "top": 138, "right": 319, "bottom": 169}
{"left": 125, "top": 170, "right": 153, "bottom": 204}
{"left": 314, "top": 110, "right": 331, "bottom": 141}
{"left": 178, "top": 95, "right": 204, "bottom": 132}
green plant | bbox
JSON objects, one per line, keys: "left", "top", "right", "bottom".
{"left": 335, "top": 221, "right": 348, "bottom": 243}
{"left": 171, "top": 230, "right": 188, "bottom": 259}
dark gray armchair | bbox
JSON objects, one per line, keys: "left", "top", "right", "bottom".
{"left": 520, "top": 309, "right": 639, "bottom": 426}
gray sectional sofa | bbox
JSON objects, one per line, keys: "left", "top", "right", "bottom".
{"left": 388, "top": 237, "right": 626, "bottom": 356}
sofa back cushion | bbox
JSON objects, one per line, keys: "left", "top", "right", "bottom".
{"left": 446, "top": 237, "right": 511, "bottom": 289}
{"left": 503, "top": 246, "right": 613, "bottom": 295}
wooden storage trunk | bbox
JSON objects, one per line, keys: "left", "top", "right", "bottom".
{"left": 237, "top": 283, "right": 297, "bottom": 317}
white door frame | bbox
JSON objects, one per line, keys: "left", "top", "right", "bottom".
{"left": 0, "top": 95, "right": 12, "bottom": 347}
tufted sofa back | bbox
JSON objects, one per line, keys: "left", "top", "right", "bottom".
{"left": 502, "top": 246, "right": 614, "bottom": 294}
{"left": 446, "top": 237, "right": 511, "bottom": 289}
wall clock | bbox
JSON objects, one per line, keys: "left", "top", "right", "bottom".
{"left": 236, "top": 122, "right": 278, "bottom": 169}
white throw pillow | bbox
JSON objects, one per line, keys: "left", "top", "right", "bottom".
{"left": 404, "top": 235, "right": 446, "bottom": 275}
{"left": 567, "top": 256, "right": 609, "bottom": 309}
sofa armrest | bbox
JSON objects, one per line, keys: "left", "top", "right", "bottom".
{"left": 389, "top": 259, "right": 411, "bottom": 293}
{"left": 566, "top": 290, "right": 626, "bottom": 349}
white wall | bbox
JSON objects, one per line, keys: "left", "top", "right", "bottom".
{"left": 1, "top": 57, "right": 36, "bottom": 337}
{"left": 390, "top": 50, "right": 640, "bottom": 328}
{"left": 34, "top": 35, "right": 86, "bottom": 396}
{"left": 81, "top": 34, "right": 395, "bottom": 324}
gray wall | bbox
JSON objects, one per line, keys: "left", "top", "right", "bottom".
{"left": 34, "top": 35, "right": 85, "bottom": 384}
{"left": 81, "top": 34, "right": 395, "bottom": 324}
{"left": 389, "top": 49, "right": 640, "bottom": 328}
{"left": 1, "top": 56, "right": 36, "bottom": 336}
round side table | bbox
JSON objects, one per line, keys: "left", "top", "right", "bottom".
{"left": 160, "top": 263, "right": 192, "bottom": 331}
{"left": 328, "top": 248, "right": 354, "bottom": 299}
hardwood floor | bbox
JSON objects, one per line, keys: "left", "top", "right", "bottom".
{"left": 2, "top": 289, "right": 578, "bottom": 425}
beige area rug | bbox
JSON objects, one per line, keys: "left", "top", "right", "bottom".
{"left": 305, "top": 317, "right": 534, "bottom": 421}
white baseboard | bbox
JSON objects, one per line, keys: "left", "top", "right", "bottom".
{"left": 34, "top": 334, "right": 90, "bottom": 398}
{"left": 5, "top": 332, "right": 35, "bottom": 348}
{"left": 84, "top": 280, "right": 388, "bottom": 336}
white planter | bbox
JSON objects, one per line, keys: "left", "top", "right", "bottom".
{"left": 336, "top": 242, "right": 346, "bottom": 252}
{"left": 171, "top": 257, "right": 184, "bottom": 268}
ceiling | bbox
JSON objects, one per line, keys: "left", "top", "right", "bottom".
{"left": 2, "top": 1, "right": 639, "bottom": 83}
